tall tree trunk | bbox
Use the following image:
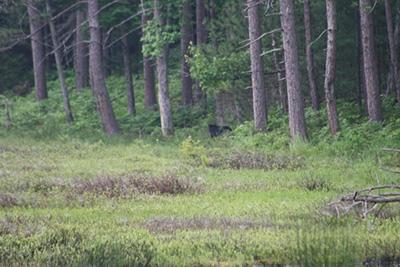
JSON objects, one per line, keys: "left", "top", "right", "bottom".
{"left": 385, "top": 0, "right": 400, "bottom": 102}
{"left": 27, "top": 0, "right": 48, "bottom": 101}
{"left": 122, "top": 36, "right": 136, "bottom": 116}
{"left": 303, "top": 0, "right": 319, "bottom": 111}
{"left": 194, "top": 0, "right": 206, "bottom": 102}
{"left": 357, "top": 8, "right": 368, "bottom": 114}
{"left": 215, "top": 92, "right": 225, "bottom": 125}
{"left": 247, "top": 0, "right": 267, "bottom": 132}
{"left": 140, "top": 0, "right": 157, "bottom": 108}
{"left": 279, "top": 0, "right": 308, "bottom": 140}
{"left": 359, "top": 0, "right": 382, "bottom": 122}
{"left": 45, "top": 0, "right": 74, "bottom": 124}
{"left": 75, "top": 7, "right": 89, "bottom": 91}
{"left": 181, "top": 0, "right": 193, "bottom": 106}
{"left": 154, "top": 0, "right": 173, "bottom": 136}
{"left": 324, "top": 0, "right": 339, "bottom": 135}
{"left": 88, "top": 0, "right": 120, "bottom": 135}
{"left": 271, "top": 32, "right": 288, "bottom": 113}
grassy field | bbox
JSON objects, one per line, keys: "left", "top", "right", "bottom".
{"left": 0, "top": 130, "right": 400, "bottom": 266}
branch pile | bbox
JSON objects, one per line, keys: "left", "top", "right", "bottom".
{"left": 324, "top": 148, "right": 400, "bottom": 218}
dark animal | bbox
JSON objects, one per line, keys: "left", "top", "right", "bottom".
{"left": 208, "top": 124, "right": 232, "bottom": 138}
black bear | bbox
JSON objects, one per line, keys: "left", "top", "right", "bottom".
{"left": 208, "top": 124, "right": 232, "bottom": 138}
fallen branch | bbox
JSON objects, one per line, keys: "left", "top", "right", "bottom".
{"left": 324, "top": 184, "right": 400, "bottom": 218}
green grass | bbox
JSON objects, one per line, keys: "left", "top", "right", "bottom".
{"left": 0, "top": 133, "right": 400, "bottom": 266}
{"left": 1, "top": 75, "right": 400, "bottom": 265}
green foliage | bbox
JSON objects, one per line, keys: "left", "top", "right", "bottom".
{"left": 188, "top": 45, "right": 249, "bottom": 94}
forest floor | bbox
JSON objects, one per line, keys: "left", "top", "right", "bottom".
{"left": 0, "top": 134, "right": 400, "bottom": 266}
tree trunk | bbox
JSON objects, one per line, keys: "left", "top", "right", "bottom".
{"left": 140, "top": 0, "right": 157, "bottom": 108}
{"left": 27, "top": 0, "right": 48, "bottom": 101}
{"left": 154, "top": 0, "right": 173, "bottom": 136}
{"left": 357, "top": 8, "right": 368, "bottom": 114}
{"left": 324, "top": 0, "right": 339, "bottom": 135}
{"left": 88, "top": 0, "right": 120, "bottom": 135}
{"left": 45, "top": 0, "right": 74, "bottom": 124}
{"left": 247, "top": 0, "right": 267, "bottom": 132}
{"left": 122, "top": 36, "right": 136, "bottom": 116}
{"left": 271, "top": 32, "right": 288, "bottom": 113}
{"left": 359, "top": 0, "right": 382, "bottom": 122}
{"left": 194, "top": 0, "right": 206, "bottom": 102}
{"left": 181, "top": 0, "right": 193, "bottom": 106}
{"left": 215, "top": 92, "right": 225, "bottom": 125}
{"left": 303, "top": 0, "right": 319, "bottom": 111}
{"left": 385, "top": 0, "right": 400, "bottom": 102}
{"left": 75, "top": 7, "right": 89, "bottom": 91}
{"left": 279, "top": 0, "right": 308, "bottom": 140}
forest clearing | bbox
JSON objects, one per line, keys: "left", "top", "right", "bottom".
{"left": 1, "top": 0, "right": 400, "bottom": 265}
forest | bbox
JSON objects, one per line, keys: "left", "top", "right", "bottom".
{"left": 0, "top": 0, "right": 400, "bottom": 266}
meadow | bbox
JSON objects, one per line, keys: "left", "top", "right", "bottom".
{"left": 0, "top": 76, "right": 400, "bottom": 266}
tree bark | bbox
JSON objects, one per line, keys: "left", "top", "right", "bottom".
{"left": 140, "top": 0, "right": 157, "bottom": 108}
{"left": 27, "top": 0, "right": 48, "bottom": 101}
{"left": 359, "top": 0, "right": 382, "bottom": 122}
{"left": 384, "top": 0, "right": 400, "bottom": 102}
{"left": 303, "top": 0, "right": 319, "bottom": 111}
{"left": 247, "top": 0, "right": 267, "bottom": 132}
{"left": 45, "top": 0, "right": 74, "bottom": 124}
{"left": 324, "top": 0, "right": 339, "bottom": 135}
{"left": 154, "top": 0, "right": 173, "bottom": 136}
{"left": 271, "top": 32, "right": 288, "bottom": 113}
{"left": 122, "top": 35, "right": 136, "bottom": 116}
{"left": 357, "top": 8, "right": 368, "bottom": 114}
{"left": 75, "top": 7, "right": 89, "bottom": 91}
{"left": 181, "top": 0, "right": 193, "bottom": 106}
{"left": 215, "top": 92, "right": 225, "bottom": 126}
{"left": 88, "top": 0, "right": 120, "bottom": 135}
{"left": 279, "top": 0, "right": 308, "bottom": 140}
{"left": 194, "top": 0, "right": 206, "bottom": 102}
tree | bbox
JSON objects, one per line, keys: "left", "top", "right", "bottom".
{"left": 279, "top": 0, "right": 308, "bottom": 140}
{"left": 153, "top": 0, "right": 173, "bottom": 136}
{"left": 140, "top": 0, "right": 157, "bottom": 108}
{"left": 359, "top": 0, "right": 382, "bottom": 122}
{"left": 27, "top": 0, "right": 47, "bottom": 101}
{"left": 87, "top": 0, "right": 120, "bottom": 135}
{"left": 122, "top": 35, "right": 136, "bottom": 116}
{"left": 271, "top": 31, "right": 288, "bottom": 113}
{"left": 75, "top": 6, "right": 89, "bottom": 91}
{"left": 247, "top": 0, "right": 267, "bottom": 132}
{"left": 45, "top": 0, "right": 74, "bottom": 124}
{"left": 324, "top": 0, "right": 339, "bottom": 135}
{"left": 303, "top": 0, "right": 319, "bottom": 111}
{"left": 181, "top": 0, "right": 193, "bottom": 106}
{"left": 194, "top": 0, "right": 206, "bottom": 102}
{"left": 384, "top": 0, "right": 400, "bottom": 102}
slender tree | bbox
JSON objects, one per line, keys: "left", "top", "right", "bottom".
{"left": 271, "top": 31, "right": 288, "bottom": 113}
{"left": 324, "top": 0, "right": 339, "bottom": 135}
{"left": 384, "top": 0, "right": 400, "bottom": 102}
{"left": 45, "top": 0, "right": 74, "bottom": 124}
{"left": 247, "top": 0, "right": 267, "bottom": 132}
{"left": 303, "top": 0, "right": 319, "bottom": 111}
{"left": 359, "top": 0, "right": 382, "bottom": 122}
{"left": 181, "top": 0, "right": 193, "bottom": 106}
{"left": 75, "top": 7, "right": 89, "bottom": 91}
{"left": 279, "top": 0, "right": 308, "bottom": 140}
{"left": 122, "top": 35, "right": 136, "bottom": 116}
{"left": 154, "top": 0, "right": 173, "bottom": 136}
{"left": 27, "top": 0, "right": 48, "bottom": 101}
{"left": 194, "top": 0, "right": 206, "bottom": 102}
{"left": 140, "top": 0, "right": 157, "bottom": 108}
{"left": 357, "top": 8, "right": 368, "bottom": 114}
{"left": 88, "top": 0, "right": 120, "bottom": 135}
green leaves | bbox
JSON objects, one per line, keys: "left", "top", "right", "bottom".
{"left": 141, "top": 20, "right": 180, "bottom": 57}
